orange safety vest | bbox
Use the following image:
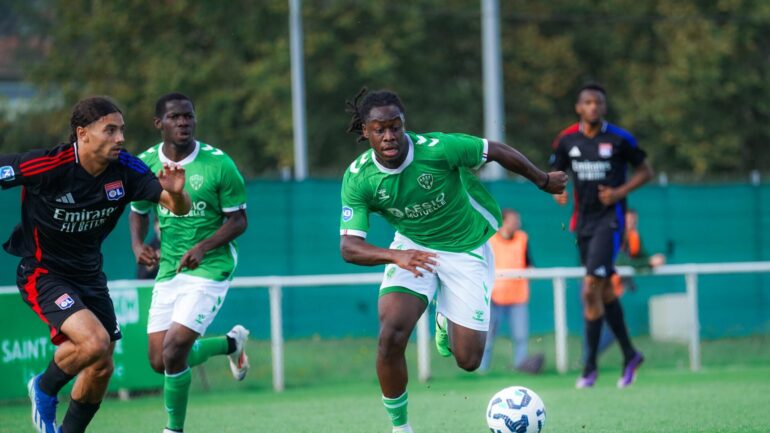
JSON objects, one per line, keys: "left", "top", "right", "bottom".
{"left": 490, "top": 230, "right": 530, "bottom": 305}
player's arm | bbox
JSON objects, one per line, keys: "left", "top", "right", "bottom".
{"left": 597, "top": 161, "right": 653, "bottom": 205}
{"left": 129, "top": 211, "right": 159, "bottom": 268}
{"left": 156, "top": 163, "right": 192, "bottom": 215}
{"left": 340, "top": 235, "right": 437, "bottom": 278}
{"left": 177, "top": 210, "right": 247, "bottom": 272}
{"left": 486, "top": 141, "right": 568, "bottom": 195}
{"left": 0, "top": 147, "right": 73, "bottom": 189}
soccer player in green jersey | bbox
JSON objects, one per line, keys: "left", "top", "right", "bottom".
{"left": 129, "top": 93, "right": 249, "bottom": 433}
{"left": 339, "top": 89, "right": 568, "bottom": 433}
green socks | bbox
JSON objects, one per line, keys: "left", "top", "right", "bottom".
{"left": 164, "top": 368, "right": 192, "bottom": 431}
{"left": 187, "top": 336, "right": 229, "bottom": 367}
{"left": 382, "top": 392, "right": 409, "bottom": 427}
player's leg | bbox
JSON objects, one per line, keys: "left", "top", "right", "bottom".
{"left": 435, "top": 241, "right": 496, "bottom": 372}
{"left": 378, "top": 291, "right": 427, "bottom": 433}
{"left": 377, "top": 235, "right": 438, "bottom": 433}
{"left": 18, "top": 264, "right": 108, "bottom": 433}
{"left": 173, "top": 277, "right": 247, "bottom": 376}
{"left": 479, "top": 303, "right": 503, "bottom": 372}
{"left": 600, "top": 279, "right": 644, "bottom": 388}
{"left": 577, "top": 231, "right": 611, "bottom": 388}
{"left": 160, "top": 275, "right": 244, "bottom": 432}
{"left": 59, "top": 342, "right": 115, "bottom": 433}
{"left": 59, "top": 287, "right": 124, "bottom": 433}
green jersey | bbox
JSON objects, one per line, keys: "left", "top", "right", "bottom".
{"left": 340, "top": 131, "right": 502, "bottom": 252}
{"left": 132, "top": 141, "right": 247, "bottom": 282}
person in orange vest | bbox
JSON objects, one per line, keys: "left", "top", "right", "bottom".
{"left": 479, "top": 209, "right": 545, "bottom": 374}
{"left": 582, "top": 208, "right": 666, "bottom": 362}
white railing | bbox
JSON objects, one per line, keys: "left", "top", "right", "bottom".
{"left": 2, "top": 260, "right": 769, "bottom": 392}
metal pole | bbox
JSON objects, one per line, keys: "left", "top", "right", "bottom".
{"left": 416, "top": 310, "right": 431, "bottom": 382}
{"left": 269, "top": 285, "right": 285, "bottom": 391}
{"left": 553, "top": 277, "right": 568, "bottom": 373}
{"left": 685, "top": 273, "right": 701, "bottom": 372}
{"left": 289, "top": 0, "right": 308, "bottom": 180}
{"left": 480, "top": 0, "right": 505, "bottom": 180}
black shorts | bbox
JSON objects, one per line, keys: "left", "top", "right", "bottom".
{"left": 577, "top": 224, "right": 622, "bottom": 278}
{"left": 16, "top": 258, "right": 121, "bottom": 345}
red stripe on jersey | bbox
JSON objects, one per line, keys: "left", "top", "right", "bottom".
{"left": 20, "top": 148, "right": 75, "bottom": 176}
{"left": 569, "top": 188, "right": 579, "bottom": 232}
{"left": 20, "top": 147, "right": 74, "bottom": 169}
{"left": 34, "top": 226, "right": 42, "bottom": 262}
{"left": 23, "top": 267, "right": 66, "bottom": 345}
{"left": 21, "top": 154, "right": 75, "bottom": 177}
{"left": 551, "top": 123, "right": 580, "bottom": 149}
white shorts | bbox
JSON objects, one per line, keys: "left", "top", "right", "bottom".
{"left": 146, "top": 273, "right": 230, "bottom": 335}
{"left": 380, "top": 233, "right": 495, "bottom": 331}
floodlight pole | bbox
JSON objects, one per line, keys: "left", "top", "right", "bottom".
{"left": 290, "top": 0, "right": 308, "bottom": 180}
{"left": 480, "top": 0, "right": 505, "bottom": 180}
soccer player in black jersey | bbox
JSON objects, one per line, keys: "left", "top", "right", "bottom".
{"left": 550, "top": 84, "right": 653, "bottom": 388}
{"left": 4, "top": 96, "right": 191, "bottom": 433}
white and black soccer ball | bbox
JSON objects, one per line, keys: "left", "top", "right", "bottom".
{"left": 486, "top": 386, "right": 546, "bottom": 433}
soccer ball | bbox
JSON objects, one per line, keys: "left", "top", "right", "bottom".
{"left": 486, "top": 386, "right": 546, "bottom": 433}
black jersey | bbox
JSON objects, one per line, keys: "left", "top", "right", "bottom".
{"left": 549, "top": 121, "right": 646, "bottom": 235}
{"left": 0, "top": 143, "right": 163, "bottom": 278}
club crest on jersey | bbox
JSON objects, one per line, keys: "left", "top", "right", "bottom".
{"left": 342, "top": 206, "right": 354, "bottom": 222}
{"left": 0, "top": 165, "right": 15, "bottom": 181}
{"left": 104, "top": 181, "right": 125, "bottom": 201}
{"left": 599, "top": 143, "right": 613, "bottom": 158}
{"left": 55, "top": 294, "right": 75, "bottom": 310}
{"left": 417, "top": 173, "right": 433, "bottom": 190}
{"left": 189, "top": 174, "right": 204, "bottom": 191}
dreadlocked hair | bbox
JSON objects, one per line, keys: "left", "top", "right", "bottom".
{"left": 345, "top": 88, "right": 405, "bottom": 142}
{"left": 68, "top": 96, "right": 123, "bottom": 143}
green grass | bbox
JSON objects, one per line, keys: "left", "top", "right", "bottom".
{"left": 2, "top": 336, "right": 769, "bottom": 433}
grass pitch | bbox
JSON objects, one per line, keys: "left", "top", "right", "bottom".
{"left": 1, "top": 336, "right": 768, "bottom": 433}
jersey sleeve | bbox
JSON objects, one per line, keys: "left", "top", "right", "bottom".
{"left": 440, "top": 133, "right": 488, "bottom": 170}
{"left": 130, "top": 199, "right": 155, "bottom": 215}
{"left": 219, "top": 158, "right": 247, "bottom": 213}
{"left": 619, "top": 134, "right": 646, "bottom": 167}
{"left": 0, "top": 145, "right": 75, "bottom": 189}
{"left": 339, "top": 170, "right": 370, "bottom": 238}
{"left": 121, "top": 151, "right": 163, "bottom": 203}
{"left": 549, "top": 136, "right": 569, "bottom": 171}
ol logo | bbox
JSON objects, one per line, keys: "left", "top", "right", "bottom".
{"left": 55, "top": 294, "right": 75, "bottom": 310}
{"left": 417, "top": 173, "right": 433, "bottom": 190}
{"left": 342, "top": 206, "right": 354, "bottom": 222}
{"left": 104, "top": 180, "right": 125, "bottom": 201}
{"left": 189, "top": 174, "right": 205, "bottom": 191}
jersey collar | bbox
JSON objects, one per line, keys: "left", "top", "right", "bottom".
{"left": 372, "top": 134, "right": 414, "bottom": 175}
{"left": 158, "top": 141, "right": 200, "bottom": 166}
{"left": 578, "top": 121, "right": 608, "bottom": 135}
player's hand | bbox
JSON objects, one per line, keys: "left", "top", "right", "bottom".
{"left": 542, "top": 171, "right": 568, "bottom": 195}
{"left": 553, "top": 191, "right": 568, "bottom": 205}
{"left": 649, "top": 253, "right": 666, "bottom": 268}
{"left": 391, "top": 249, "right": 438, "bottom": 278}
{"left": 133, "top": 244, "right": 159, "bottom": 267}
{"left": 598, "top": 185, "right": 623, "bottom": 205}
{"left": 177, "top": 245, "right": 206, "bottom": 272}
{"left": 158, "top": 163, "right": 186, "bottom": 194}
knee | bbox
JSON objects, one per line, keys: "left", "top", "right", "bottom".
{"left": 378, "top": 324, "right": 411, "bottom": 358}
{"left": 455, "top": 352, "right": 483, "bottom": 372}
{"left": 90, "top": 357, "right": 115, "bottom": 381}
{"left": 161, "top": 339, "right": 187, "bottom": 366}
{"left": 79, "top": 332, "right": 111, "bottom": 365}
{"left": 148, "top": 352, "right": 165, "bottom": 374}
